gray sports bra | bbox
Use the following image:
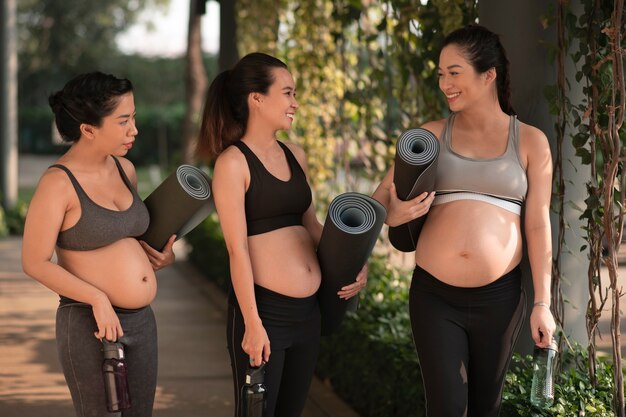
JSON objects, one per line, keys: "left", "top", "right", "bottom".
{"left": 432, "top": 113, "right": 528, "bottom": 214}
{"left": 51, "top": 156, "right": 150, "bottom": 251}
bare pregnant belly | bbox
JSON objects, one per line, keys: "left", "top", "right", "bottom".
{"left": 415, "top": 200, "right": 523, "bottom": 287}
{"left": 57, "top": 237, "right": 157, "bottom": 308}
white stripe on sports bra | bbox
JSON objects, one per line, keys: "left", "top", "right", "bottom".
{"left": 432, "top": 191, "right": 522, "bottom": 215}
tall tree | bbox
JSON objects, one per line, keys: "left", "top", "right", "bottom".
{"left": 218, "top": 0, "right": 239, "bottom": 71}
{"left": 181, "top": 0, "right": 208, "bottom": 164}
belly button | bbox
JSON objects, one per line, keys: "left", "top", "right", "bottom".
{"left": 142, "top": 276, "right": 148, "bottom": 282}
{"left": 459, "top": 252, "right": 470, "bottom": 259}
{"left": 306, "top": 265, "right": 312, "bottom": 273}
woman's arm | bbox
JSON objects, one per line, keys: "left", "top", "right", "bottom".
{"left": 371, "top": 165, "right": 434, "bottom": 227}
{"left": 21, "top": 170, "right": 123, "bottom": 341}
{"left": 213, "top": 148, "right": 270, "bottom": 366}
{"left": 522, "top": 125, "right": 556, "bottom": 349}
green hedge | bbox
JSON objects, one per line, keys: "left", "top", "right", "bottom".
{"left": 185, "top": 225, "right": 620, "bottom": 417}
{"left": 18, "top": 104, "right": 186, "bottom": 167}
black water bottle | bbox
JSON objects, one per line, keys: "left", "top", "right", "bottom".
{"left": 240, "top": 363, "right": 266, "bottom": 417}
{"left": 102, "top": 340, "right": 132, "bottom": 412}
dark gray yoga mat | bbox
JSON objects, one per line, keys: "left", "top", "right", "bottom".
{"left": 317, "top": 192, "right": 386, "bottom": 335}
{"left": 139, "top": 165, "right": 214, "bottom": 251}
{"left": 388, "top": 128, "right": 439, "bottom": 252}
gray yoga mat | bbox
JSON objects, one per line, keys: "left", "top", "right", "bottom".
{"left": 388, "top": 128, "right": 439, "bottom": 252}
{"left": 139, "top": 165, "right": 214, "bottom": 251}
{"left": 317, "top": 192, "right": 386, "bottom": 335}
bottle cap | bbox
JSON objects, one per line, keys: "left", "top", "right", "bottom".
{"left": 245, "top": 362, "right": 265, "bottom": 385}
{"left": 546, "top": 338, "right": 558, "bottom": 352}
{"left": 102, "top": 341, "right": 125, "bottom": 360}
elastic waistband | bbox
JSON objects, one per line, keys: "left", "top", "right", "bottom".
{"left": 229, "top": 284, "right": 318, "bottom": 323}
{"left": 411, "top": 264, "right": 522, "bottom": 305}
{"left": 59, "top": 295, "right": 148, "bottom": 314}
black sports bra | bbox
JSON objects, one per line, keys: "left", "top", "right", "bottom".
{"left": 51, "top": 156, "right": 150, "bottom": 251}
{"left": 232, "top": 141, "right": 312, "bottom": 236}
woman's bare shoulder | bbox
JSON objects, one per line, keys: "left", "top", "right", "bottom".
{"left": 420, "top": 118, "right": 447, "bottom": 140}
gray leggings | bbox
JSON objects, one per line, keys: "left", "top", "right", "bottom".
{"left": 56, "top": 301, "right": 158, "bottom": 417}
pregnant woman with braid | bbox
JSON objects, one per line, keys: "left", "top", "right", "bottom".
{"left": 22, "top": 72, "right": 176, "bottom": 417}
{"left": 372, "top": 25, "right": 556, "bottom": 416}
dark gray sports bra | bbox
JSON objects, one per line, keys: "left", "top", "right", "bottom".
{"left": 51, "top": 156, "right": 150, "bottom": 251}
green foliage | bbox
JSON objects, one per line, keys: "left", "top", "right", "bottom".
{"left": 17, "top": 0, "right": 170, "bottom": 106}
{"left": 185, "top": 212, "right": 231, "bottom": 293}
{"left": 501, "top": 346, "right": 616, "bottom": 417}
{"left": 554, "top": 0, "right": 626, "bottom": 410}
{"left": 0, "top": 199, "right": 29, "bottom": 237}
{"left": 0, "top": 206, "right": 9, "bottom": 238}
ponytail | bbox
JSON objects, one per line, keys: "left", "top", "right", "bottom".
{"left": 196, "top": 70, "right": 244, "bottom": 160}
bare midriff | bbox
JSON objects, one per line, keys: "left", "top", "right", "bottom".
{"left": 415, "top": 200, "right": 522, "bottom": 287}
{"left": 248, "top": 225, "right": 321, "bottom": 298}
{"left": 57, "top": 237, "right": 157, "bottom": 309}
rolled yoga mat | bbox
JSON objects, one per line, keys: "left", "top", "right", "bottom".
{"left": 139, "top": 165, "right": 214, "bottom": 251}
{"left": 388, "top": 128, "right": 439, "bottom": 252}
{"left": 317, "top": 192, "right": 386, "bottom": 335}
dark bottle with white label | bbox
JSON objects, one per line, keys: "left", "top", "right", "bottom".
{"left": 240, "top": 363, "right": 266, "bottom": 417}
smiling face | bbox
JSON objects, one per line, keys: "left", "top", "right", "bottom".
{"left": 257, "top": 67, "right": 298, "bottom": 131}
{"left": 90, "top": 92, "right": 138, "bottom": 156}
{"left": 437, "top": 44, "right": 496, "bottom": 112}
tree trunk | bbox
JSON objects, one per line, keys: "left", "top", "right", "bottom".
{"left": 218, "top": 0, "right": 239, "bottom": 72}
{"left": 181, "top": 0, "right": 208, "bottom": 165}
{"left": 0, "top": 0, "right": 18, "bottom": 210}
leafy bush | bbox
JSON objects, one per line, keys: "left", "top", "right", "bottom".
{"left": 185, "top": 212, "right": 230, "bottom": 293}
{"left": 0, "top": 199, "right": 28, "bottom": 237}
{"left": 0, "top": 205, "right": 9, "bottom": 238}
{"left": 502, "top": 346, "right": 616, "bottom": 417}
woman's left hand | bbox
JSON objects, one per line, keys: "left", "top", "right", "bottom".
{"left": 337, "top": 263, "right": 368, "bottom": 300}
{"left": 530, "top": 304, "right": 556, "bottom": 348}
{"left": 139, "top": 235, "right": 176, "bottom": 271}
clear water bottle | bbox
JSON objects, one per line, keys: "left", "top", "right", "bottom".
{"left": 240, "top": 363, "right": 266, "bottom": 417}
{"left": 102, "top": 340, "right": 132, "bottom": 412}
{"left": 530, "top": 338, "right": 558, "bottom": 408}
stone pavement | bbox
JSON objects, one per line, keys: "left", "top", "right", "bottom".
{"left": 0, "top": 235, "right": 359, "bottom": 417}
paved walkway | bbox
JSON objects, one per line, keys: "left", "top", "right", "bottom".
{"left": 0, "top": 235, "right": 359, "bottom": 417}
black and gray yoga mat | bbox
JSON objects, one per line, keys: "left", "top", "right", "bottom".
{"left": 139, "top": 165, "right": 214, "bottom": 251}
{"left": 317, "top": 192, "right": 386, "bottom": 335}
{"left": 388, "top": 128, "right": 439, "bottom": 252}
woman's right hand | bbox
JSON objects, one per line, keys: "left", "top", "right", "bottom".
{"left": 386, "top": 183, "right": 435, "bottom": 227}
{"left": 242, "top": 319, "right": 271, "bottom": 366}
{"left": 91, "top": 294, "right": 124, "bottom": 342}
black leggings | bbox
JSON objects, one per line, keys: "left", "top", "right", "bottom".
{"left": 227, "top": 285, "right": 320, "bottom": 417}
{"left": 409, "top": 265, "right": 526, "bottom": 417}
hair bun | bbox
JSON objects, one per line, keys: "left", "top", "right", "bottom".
{"left": 48, "top": 91, "right": 64, "bottom": 114}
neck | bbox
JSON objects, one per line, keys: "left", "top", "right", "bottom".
{"left": 61, "top": 140, "right": 111, "bottom": 169}
{"left": 454, "top": 99, "right": 509, "bottom": 131}
{"left": 242, "top": 119, "right": 280, "bottom": 149}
